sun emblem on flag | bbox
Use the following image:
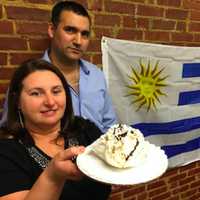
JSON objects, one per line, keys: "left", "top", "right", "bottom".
{"left": 126, "top": 59, "right": 169, "bottom": 111}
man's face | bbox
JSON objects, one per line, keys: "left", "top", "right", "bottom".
{"left": 48, "top": 10, "right": 90, "bottom": 62}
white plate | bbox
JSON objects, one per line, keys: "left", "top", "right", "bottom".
{"left": 76, "top": 143, "right": 168, "bottom": 185}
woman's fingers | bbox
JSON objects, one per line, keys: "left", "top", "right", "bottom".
{"left": 58, "top": 146, "right": 85, "bottom": 161}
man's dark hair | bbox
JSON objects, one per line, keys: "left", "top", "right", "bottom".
{"left": 51, "top": 1, "right": 91, "bottom": 27}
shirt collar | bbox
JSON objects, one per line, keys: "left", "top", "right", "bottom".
{"left": 43, "top": 49, "right": 90, "bottom": 75}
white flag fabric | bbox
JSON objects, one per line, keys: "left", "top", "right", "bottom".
{"left": 102, "top": 36, "right": 200, "bottom": 168}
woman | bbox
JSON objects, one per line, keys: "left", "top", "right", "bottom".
{"left": 0, "top": 59, "right": 111, "bottom": 200}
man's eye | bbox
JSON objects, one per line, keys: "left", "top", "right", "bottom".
{"left": 65, "top": 27, "right": 76, "bottom": 33}
{"left": 82, "top": 31, "right": 90, "bottom": 39}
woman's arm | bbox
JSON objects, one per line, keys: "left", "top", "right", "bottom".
{"left": 0, "top": 146, "right": 85, "bottom": 200}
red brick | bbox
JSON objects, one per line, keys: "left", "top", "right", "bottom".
{"left": 0, "top": 83, "right": 9, "bottom": 94}
{"left": 181, "top": 188, "right": 198, "bottom": 198}
{"left": 123, "top": 185, "right": 145, "bottom": 198}
{"left": 190, "top": 179, "right": 200, "bottom": 188}
{"left": 189, "top": 22, "right": 200, "bottom": 32}
{"left": 25, "top": 0, "right": 50, "bottom": 3}
{"left": 93, "top": 27, "right": 112, "bottom": 39}
{"left": 176, "top": 21, "right": 187, "bottom": 32}
{"left": 189, "top": 193, "right": 200, "bottom": 200}
{"left": 10, "top": 53, "right": 42, "bottom": 65}
{"left": 179, "top": 176, "right": 196, "bottom": 185}
{"left": 6, "top": 6, "right": 50, "bottom": 21}
{"left": 128, "top": 0, "right": 145, "bottom": 2}
{"left": 92, "top": 53, "right": 102, "bottom": 66}
{"left": 162, "top": 168, "right": 179, "bottom": 178}
{"left": 172, "top": 184, "right": 189, "bottom": 194}
{"left": 137, "top": 5, "right": 164, "bottom": 17}
{"left": 147, "top": 180, "right": 166, "bottom": 190}
{"left": 171, "top": 33, "right": 193, "bottom": 42}
{"left": 194, "top": 34, "right": 200, "bottom": 42}
{"left": 82, "top": 54, "right": 91, "bottom": 64}
{"left": 188, "top": 167, "right": 200, "bottom": 176}
{"left": 105, "top": 2, "right": 135, "bottom": 15}
{"left": 167, "top": 196, "right": 179, "bottom": 200}
{"left": 0, "top": 53, "right": 7, "bottom": 65}
{"left": 181, "top": 162, "right": 195, "bottom": 171}
{"left": 89, "top": 0, "right": 103, "bottom": 11}
{"left": 166, "top": 9, "right": 188, "bottom": 20}
{"left": 0, "top": 68, "right": 16, "bottom": 80}
{"left": 144, "top": 31, "right": 170, "bottom": 42}
{"left": 0, "top": 5, "right": 2, "bottom": 18}
{"left": 137, "top": 192, "right": 148, "bottom": 200}
{"left": 168, "top": 173, "right": 187, "bottom": 183}
{"left": 123, "top": 16, "right": 136, "bottom": 28}
{"left": 74, "top": 0, "right": 88, "bottom": 9}
{"left": 157, "top": 0, "right": 181, "bottom": 7}
{"left": 29, "top": 38, "right": 50, "bottom": 51}
{"left": 190, "top": 10, "right": 200, "bottom": 21}
{"left": 87, "top": 39, "right": 101, "bottom": 52}
{"left": 16, "top": 22, "right": 48, "bottom": 35}
{"left": 183, "top": 0, "right": 200, "bottom": 10}
{"left": 151, "top": 191, "right": 171, "bottom": 200}
{"left": 108, "top": 192, "right": 122, "bottom": 200}
{"left": 94, "top": 14, "right": 121, "bottom": 26}
{"left": 111, "top": 186, "right": 129, "bottom": 193}
{"left": 0, "top": 37, "right": 27, "bottom": 50}
{"left": 118, "top": 29, "right": 143, "bottom": 40}
{"left": 0, "top": 21, "right": 13, "bottom": 34}
{"left": 149, "top": 186, "right": 167, "bottom": 197}
{"left": 137, "top": 18, "right": 149, "bottom": 29}
{"left": 168, "top": 181, "right": 179, "bottom": 189}
{"left": 152, "top": 19, "right": 175, "bottom": 30}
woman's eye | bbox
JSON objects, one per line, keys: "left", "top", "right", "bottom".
{"left": 53, "top": 89, "right": 62, "bottom": 95}
{"left": 30, "top": 91, "right": 41, "bottom": 96}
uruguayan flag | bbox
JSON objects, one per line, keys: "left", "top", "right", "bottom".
{"left": 102, "top": 36, "right": 200, "bottom": 168}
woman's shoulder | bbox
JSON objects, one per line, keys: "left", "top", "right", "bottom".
{"left": 0, "top": 138, "right": 30, "bottom": 166}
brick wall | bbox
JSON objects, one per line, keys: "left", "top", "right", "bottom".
{"left": 0, "top": 0, "right": 199, "bottom": 199}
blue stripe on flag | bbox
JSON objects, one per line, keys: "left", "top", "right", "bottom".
{"left": 182, "top": 63, "right": 200, "bottom": 78}
{"left": 161, "top": 137, "right": 200, "bottom": 158}
{"left": 131, "top": 116, "right": 200, "bottom": 137}
{"left": 178, "top": 90, "right": 200, "bottom": 105}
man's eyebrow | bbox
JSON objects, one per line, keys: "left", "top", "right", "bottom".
{"left": 63, "top": 25, "right": 90, "bottom": 33}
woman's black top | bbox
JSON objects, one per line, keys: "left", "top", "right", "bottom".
{"left": 0, "top": 117, "right": 111, "bottom": 200}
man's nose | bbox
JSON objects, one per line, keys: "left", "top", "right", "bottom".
{"left": 74, "top": 32, "right": 82, "bottom": 45}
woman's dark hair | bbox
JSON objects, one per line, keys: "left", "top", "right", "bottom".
{"left": 3, "top": 59, "right": 74, "bottom": 140}
{"left": 51, "top": 1, "right": 91, "bottom": 27}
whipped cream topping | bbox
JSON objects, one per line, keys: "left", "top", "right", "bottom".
{"left": 91, "top": 124, "right": 150, "bottom": 168}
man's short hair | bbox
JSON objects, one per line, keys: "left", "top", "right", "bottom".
{"left": 51, "top": 1, "right": 91, "bottom": 27}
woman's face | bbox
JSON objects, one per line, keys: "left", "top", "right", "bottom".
{"left": 19, "top": 70, "right": 66, "bottom": 131}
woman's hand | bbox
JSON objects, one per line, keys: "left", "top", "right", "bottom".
{"left": 45, "top": 146, "right": 85, "bottom": 184}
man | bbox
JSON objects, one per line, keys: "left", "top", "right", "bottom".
{"left": 0, "top": 1, "right": 117, "bottom": 133}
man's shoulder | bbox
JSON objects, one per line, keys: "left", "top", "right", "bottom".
{"left": 81, "top": 59, "right": 103, "bottom": 74}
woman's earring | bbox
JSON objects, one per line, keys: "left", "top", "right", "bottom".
{"left": 18, "top": 109, "right": 24, "bottom": 128}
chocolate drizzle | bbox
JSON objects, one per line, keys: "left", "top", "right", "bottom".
{"left": 111, "top": 124, "right": 140, "bottom": 162}
{"left": 125, "top": 139, "right": 139, "bottom": 161}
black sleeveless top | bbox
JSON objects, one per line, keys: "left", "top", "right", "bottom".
{"left": 0, "top": 117, "right": 111, "bottom": 200}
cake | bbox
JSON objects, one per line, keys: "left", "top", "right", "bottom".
{"left": 90, "top": 124, "right": 150, "bottom": 168}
